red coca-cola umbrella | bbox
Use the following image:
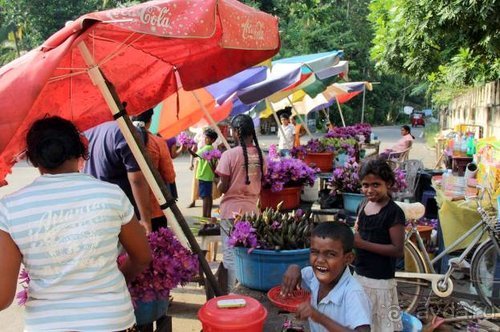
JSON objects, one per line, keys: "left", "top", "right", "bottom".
{"left": 0, "top": 0, "right": 280, "bottom": 296}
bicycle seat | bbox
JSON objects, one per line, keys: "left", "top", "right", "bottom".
{"left": 395, "top": 201, "right": 425, "bottom": 220}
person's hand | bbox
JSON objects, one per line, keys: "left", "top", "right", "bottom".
{"left": 353, "top": 232, "right": 363, "bottom": 248}
{"left": 295, "top": 302, "right": 318, "bottom": 321}
{"left": 281, "top": 264, "right": 301, "bottom": 296}
{"left": 139, "top": 219, "right": 152, "bottom": 234}
{"left": 180, "top": 144, "right": 188, "bottom": 152}
{"left": 214, "top": 176, "right": 220, "bottom": 183}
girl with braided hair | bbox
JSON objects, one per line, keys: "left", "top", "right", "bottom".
{"left": 216, "top": 114, "right": 264, "bottom": 291}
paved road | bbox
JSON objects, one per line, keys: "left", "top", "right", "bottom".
{"left": 0, "top": 125, "right": 436, "bottom": 331}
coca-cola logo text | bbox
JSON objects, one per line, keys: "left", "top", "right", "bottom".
{"left": 139, "top": 6, "right": 171, "bottom": 28}
{"left": 241, "top": 20, "right": 264, "bottom": 40}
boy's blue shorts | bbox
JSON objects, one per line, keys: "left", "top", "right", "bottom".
{"left": 198, "top": 180, "right": 213, "bottom": 198}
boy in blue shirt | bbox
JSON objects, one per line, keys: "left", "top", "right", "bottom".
{"left": 195, "top": 128, "right": 218, "bottom": 219}
{"left": 282, "top": 222, "right": 371, "bottom": 332}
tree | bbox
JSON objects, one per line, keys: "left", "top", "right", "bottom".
{"left": 369, "top": 0, "right": 500, "bottom": 105}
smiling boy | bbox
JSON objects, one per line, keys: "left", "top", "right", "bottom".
{"left": 282, "top": 222, "right": 371, "bottom": 332}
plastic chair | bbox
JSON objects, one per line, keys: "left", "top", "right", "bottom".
{"left": 394, "top": 159, "right": 424, "bottom": 202}
{"left": 388, "top": 142, "right": 412, "bottom": 163}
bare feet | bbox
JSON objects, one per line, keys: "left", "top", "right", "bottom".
{"left": 187, "top": 201, "right": 195, "bottom": 208}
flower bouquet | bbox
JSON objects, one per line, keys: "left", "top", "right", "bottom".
{"left": 200, "top": 148, "right": 222, "bottom": 173}
{"left": 176, "top": 131, "right": 196, "bottom": 149}
{"left": 330, "top": 157, "right": 362, "bottom": 195}
{"left": 229, "top": 205, "right": 313, "bottom": 251}
{"left": 119, "top": 227, "right": 199, "bottom": 304}
{"left": 263, "top": 156, "right": 318, "bottom": 193}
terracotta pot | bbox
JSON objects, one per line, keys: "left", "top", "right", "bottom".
{"left": 303, "top": 152, "right": 334, "bottom": 172}
{"left": 260, "top": 186, "right": 301, "bottom": 210}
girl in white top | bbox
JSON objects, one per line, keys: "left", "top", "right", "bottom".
{"left": 0, "top": 116, "right": 152, "bottom": 331}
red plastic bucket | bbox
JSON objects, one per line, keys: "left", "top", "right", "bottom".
{"left": 198, "top": 295, "right": 267, "bottom": 331}
{"left": 303, "top": 152, "right": 334, "bottom": 172}
{"left": 260, "top": 186, "right": 301, "bottom": 210}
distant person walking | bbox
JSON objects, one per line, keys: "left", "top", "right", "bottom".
{"left": 278, "top": 113, "right": 295, "bottom": 156}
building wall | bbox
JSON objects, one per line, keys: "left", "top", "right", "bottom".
{"left": 441, "top": 81, "right": 500, "bottom": 138}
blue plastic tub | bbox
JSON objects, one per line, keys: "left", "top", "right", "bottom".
{"left": 134, "top": 298, "right": 169, "bottom": 325}
{"left": 234, "top": 247, "right": 310, "bottom": 291}
{"left": 342, "top": 192, "right": 365, "bottom": 213}
{"left": 402, "top": 312, "right": 423, "bottom": 332}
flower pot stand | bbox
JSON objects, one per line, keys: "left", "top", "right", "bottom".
{"left": 234, "top": 247, "right": 310, "bottom": 291}
{"left": 303, "top": 152, "right": 334, "bottom": 172}
{"left": 260, "top": 186, "right": 301, "bottom": 210}
{"left": 342, "top": 192, "right": 365, "bottom": 214}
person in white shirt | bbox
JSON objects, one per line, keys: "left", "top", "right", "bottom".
{"left": 278, "top": 113, "right": 295, "bottom": 156}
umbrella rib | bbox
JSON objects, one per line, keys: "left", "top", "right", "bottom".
{"left": 92, "top": 32, "right": 145, "bottom": 67}
{"left": 47, "top": 70, "right": 89, "bottom": 83}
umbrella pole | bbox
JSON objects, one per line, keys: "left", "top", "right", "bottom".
{"left": 191, "top": 91, "right": 230, "bottom": 150}
{"left": 286, "top": 96, "right": 313, "bottom": 138}
{"left": 335, "top": 98, "right": 346, "bottom": 127}
{"left": 361, "top": 83, "right": 366, "bottom": 123}
{"left": 78, "top": 42, "right": 223, "bottom": 297}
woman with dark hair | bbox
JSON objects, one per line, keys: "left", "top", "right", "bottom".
{"left": 0, "top": 116, "right": 151, "bottom": 331}
{"left": 379, "top": 125, "right": 414, "bottom": 158}
{"left": 132, "top": 109, "right": 176, "bottom": 232}
{"left": 215, "top": 114, "right": 264, "bottom": 291}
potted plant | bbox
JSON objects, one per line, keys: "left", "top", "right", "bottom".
{"left": 228, "top": 205, "right": 313, "bottom": 290}
{"left": 329, "top": 157, "right": 364, "bottom": 213}
{"left": 291, "top": 136, "right": 358, "bottom": 172}
{"left": 261, "top": 152, "right": 318, "bottom": 210}
{"left": 325, "top": 123, "right": 372, "bottom": 142}
{"left": 330, "top": 158, "right": 408, "bottom": 213}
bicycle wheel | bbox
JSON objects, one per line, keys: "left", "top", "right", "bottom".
{"left": 396, "top": 241, "right": 427, "bottom": 313}
{"left": 471, "top": 239, "right": 500, "bottom": 310}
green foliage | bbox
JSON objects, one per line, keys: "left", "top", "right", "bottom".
{"left": 369, "top": 0, "right": 500, "bottom": 106}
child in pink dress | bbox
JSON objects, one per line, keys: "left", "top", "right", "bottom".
{"left": 216, "top": 114, "right": 265, "bottom": 291}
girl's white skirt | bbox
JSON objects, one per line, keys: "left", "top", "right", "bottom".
{"left": 355, "top": 274, "right": 403, "bottom": 332}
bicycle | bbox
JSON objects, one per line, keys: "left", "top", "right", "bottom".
{"left": 395, "top": 186, "right": 500, "bottom": 313}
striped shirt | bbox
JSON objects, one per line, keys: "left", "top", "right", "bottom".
{"left": 0, "top": 173, "right": 136, "bottom": 331}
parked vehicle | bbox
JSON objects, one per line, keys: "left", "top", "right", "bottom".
{"left": 410, "top": 112, "right": 425, "bottom": 127}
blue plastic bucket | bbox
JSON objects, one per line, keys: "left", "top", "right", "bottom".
{"left": 342, "top": 192, "right": 365, "bottom": 213}
{"left": 134, "top": 298, "right": 169, "bottom": 325}
{"left": 234, "top": 247, "right": 310, "bottom": 291}
{"left": 402, "top": 312, "right": 423, "bottom": 332}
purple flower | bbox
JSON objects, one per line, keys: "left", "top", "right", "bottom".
{"left": 177, "top": 132, "right": 196, "bottom": 148}
{"left": 268, "top": 144, "right": 280, "bottom": 160}
{"left": 228, "top": 221, "right": 259, "bottom": 248}
{"left": 392, "top": 168, "right": 408, "bottom": 192}
{"left": 325, "top": 123, "right": 371, "bottom": 141}
{"left": 263, "top": 156, "right": 318, "bottom": 192}
{"left": 16, "top": 268, "right": 31, "bottom": 306}
{"left": 121, "top": 227, "right": 199, "bottom": 304}
{"left": 19, "top": 268, "right": 30, "bottom": 284}
{"left": 16, "top": 287, "right": 28, "bottom": 306}
{"left": 329, "top": 157, "right": 362, "bottom": 194}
